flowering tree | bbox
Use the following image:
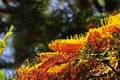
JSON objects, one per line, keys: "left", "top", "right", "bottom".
{"left": 16, "top": 13, "right": 120, "bottom": 80}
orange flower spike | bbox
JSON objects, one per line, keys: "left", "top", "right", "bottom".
{"left": 36, "top": 52, "right": 79, "bottom": 75}
{"left": 48, "top": 35, "right": 86, "bottom": 52}
{"left": 100, "top": 13, "right": 120, "bottom": 33}
{"left": 101, "top": 13, "right": 120, "bottom": 27}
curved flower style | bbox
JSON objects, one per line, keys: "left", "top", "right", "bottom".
{"left": 101, "top": 13, "right": 120, "bottom": 27}
{"left": 48, "top": 35, "right": 86, "bottom": 52}
{"left": 100, "top": 13, "right": 120, "bottom": 34}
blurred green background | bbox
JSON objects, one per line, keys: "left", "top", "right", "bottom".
{"left": 0, "top": 0, "right": 120, "bottom": 78}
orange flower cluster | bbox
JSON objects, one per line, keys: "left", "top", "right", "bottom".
{"left": 86, "top": 29, "right": 116, "bottom": 51}
{"left": 48, "top": 13, "right": 120, "bottom": 52}
{"left": 47, "top": 59, "right": 98, "bottom": 80}
{"left": 17, "top": 54, "right": 98, "bottom": 80}
{"left": 16, "top": 13, "right": 120, "bottom": 80}
{"left": 48, "top": 36, "right": 86, "bottom": 52}
{"left": 16, "top": 52, "right": 79, "bottom": 80}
